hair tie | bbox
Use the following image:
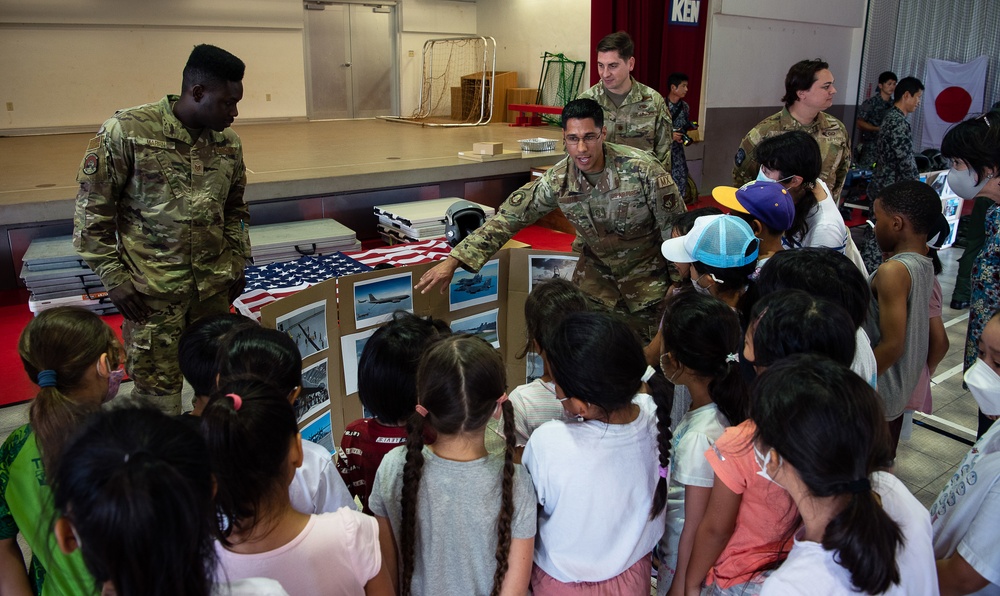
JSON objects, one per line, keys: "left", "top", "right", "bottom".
{"left": 846, "top": 478, "right": 871, "bottom": 494}
{"left": 37, "top": 369, "right": 58, "bottom": 388}
{"left": 658, "top": 465, "right": 669, "bottom": 479}
{"left": 227, "top": 393, "right": 242, "bottom": 411}
{"left": 641, "top": 365, "right": 656, "bottom": 383}
{"left": 496, "top": 393, "right": 509, "bottom": 405}
{"left": 415, "top": 404, "right": 429, "bottom": 417}
{"left": 725, "top": 353, "right": 739, "bottom": 363}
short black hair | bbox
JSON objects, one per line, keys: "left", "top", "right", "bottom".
{"left": 749, "top": 289, "right": 856, "bottom": 369}
{"left": 178, "top": 313, "right": 256, "bottom": 397}
{"left": 941, "top": 111, "right": 1000, "bottom": 183}
{"left": 182, "top": 44, "right": 245, "bottom": 90}
{"left": 877, "top": 180, "right": 943, "bottom": 235}
{"left": 522, "top": 278, "right": 590, "bottom": 358}
{"left": 358, "top": 311, "right": 450, "bottom": 424}
{"left": 894, "top": 77, "right": 924, "bottom": 103}
{"left": 782, "top": 59, "right": 829, "bottom": 108}
{"left": 562, "top": 98, "right": 604, "bottom": 129}
{"left": 668, "top": 73, "right": 689, "bottom": 91}
{"left": 672, "top": 207, "right": 723, "bottom": 235}
{"left": 754, "top": 247, "right": 870, "bottom": 329}
{"left": 596, "top": 31, "right": 634, "bottom": 60}
{"left": 218, "top": 326, "right": 303, "bottom": 395}
{"left": 878, "top": 71, "right": 898, "bottom": 85}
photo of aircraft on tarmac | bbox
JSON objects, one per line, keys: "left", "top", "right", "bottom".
{"left": 449, "top": 259, "right": 499, "bottom": 311}
{"left": 353, "top": 272, "right": 413, "bottom": 329}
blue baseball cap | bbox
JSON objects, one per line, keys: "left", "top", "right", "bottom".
{"left": 661, "top": 214, "right": 760, "bottom": 268}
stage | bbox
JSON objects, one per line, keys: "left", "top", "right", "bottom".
{"left": 0, "top": 118, "right": 565, "bottom": 289}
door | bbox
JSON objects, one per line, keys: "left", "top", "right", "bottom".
{"left": 304, "top": 2, "right": 398, "bottom": 119}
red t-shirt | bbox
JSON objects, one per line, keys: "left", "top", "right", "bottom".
{"left": 336, "top": 418, "right": 408, "bottom": 514}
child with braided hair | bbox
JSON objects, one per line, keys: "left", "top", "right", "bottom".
{"left": 369, "top": 334, "right": 537, "bottom": 596}
{"left": 523, "top": 311, "right": 672, "bottom": 594}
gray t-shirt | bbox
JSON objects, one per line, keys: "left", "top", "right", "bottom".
{"left": 863, "top": 251, "right": 933, "bottom": 420}
{"left": 369, "top": 445, "right": 537, "bottom": 596}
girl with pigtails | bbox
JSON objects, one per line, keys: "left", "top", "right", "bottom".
{"left": 522, "top": 311, "right": 673, "bottom": 595}
{"left": 369, "top": 334, "right": 537, "bottom": 596}
{"left": 1, "top": 306, "right": 124, "bottom": 596}
{"left": 754, "top": 354, "right": 936, "bottom": 595}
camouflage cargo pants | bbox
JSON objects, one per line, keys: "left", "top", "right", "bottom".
{"left": 588, "top": 295, "right": 663, "bottom": 345}
{"left": 122, "top": 291, "right": 230, "bottom": 414}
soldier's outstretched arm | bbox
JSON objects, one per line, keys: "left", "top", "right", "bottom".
{"left": 416, "top": 256, "right": 462, "bottom": 295}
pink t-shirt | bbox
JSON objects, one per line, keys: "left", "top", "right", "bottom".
{"left": 905, "top": 277, "right": 943, "bottom": 413}
{"left": 704, "top": 420, "right": 797, "bottom": 588}
{"left": 215, "top": 510, "right": 381, "bottom": 596}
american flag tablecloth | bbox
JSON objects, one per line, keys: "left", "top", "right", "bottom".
{"left": 234, "top": 239, "right": 451, "bottom": 321}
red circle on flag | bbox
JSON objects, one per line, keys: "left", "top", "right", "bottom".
{"left": 935, "top": 86, "right": 973, "bottom": 123}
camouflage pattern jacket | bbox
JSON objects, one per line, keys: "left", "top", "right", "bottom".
{"left": 857, "top": 94, "right": 893, "bottom": 145}
{"left": 579, "top": 78, "right": 673, "bottom": 168}
{"left": 733, "top": 107, "right": 852, "bottom": 199}
{"left": 73, "top": 95, "right": 250, "bottom": 300}
{"left": 450, "top": 143, "right": 684, "bottom": 312}
{"left": 871, "top": 106, "right": 919, "bottom": 197}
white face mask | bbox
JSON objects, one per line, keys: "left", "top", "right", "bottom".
{"left": 756, "top": 166, "right": 793, "bottom": 185}
{"left": 947, "top": 167, "right": 993, "bottom": 200}
{"left": 964, "top": 358, "right": 1000, "bottom": 416}
{"left": 754, "top": 444, "right": 781, "bottom": 485}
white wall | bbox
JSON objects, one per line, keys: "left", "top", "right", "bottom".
{"left": 476, "top": 0, "right": 591, "bottom": 92}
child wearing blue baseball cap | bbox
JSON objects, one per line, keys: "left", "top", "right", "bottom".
{"left": 712, "top": 181, "right": 795, "bottom": 269}
{"left": 661, "top": 215, "right": 760, "bottom": 311}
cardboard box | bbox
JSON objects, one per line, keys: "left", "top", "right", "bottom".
{"left": 473, "top": 142, "right": 503, "bottom": 155}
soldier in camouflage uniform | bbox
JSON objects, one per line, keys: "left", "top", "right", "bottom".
{"left": 871, "top": 77, "right": 924, "bottom": 198}
{"left": 73, "top": 44, "right": 250, "bottom": 414}
{"left": 855, "top": 71, "right": 897, "bottom": 169}
{"left": 733, "top": 59, "right": 851, "bottom": 199}
{"left": 578, "top": 31, "right": 673, "bottom": 169}
{"left": 416, "top": 99, "right": 685, "bottom": 342}
{"left": 666, "top": 72, "right": 694, "bottom": 199}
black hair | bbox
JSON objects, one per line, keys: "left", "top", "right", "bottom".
{"left": 730, "top": 210, "right": 784, "bottom": 237}
{"left": 218, "top": 326, "right": 303, "bottom": 395}
{"left": 201, "top": 377, "right": 299, "bottom": 547}
{"left": 754, "top": 131, "right": 822, "bottom": 242}
{"left": 182, "top": 44, "right": 245, "bottom": 90}
{"left": 877, "top": 180, "right": 943, "bottom": 235}
{"left": 661, "top": 291, "right": 747, "bottom": 425}
{"left": 672, "top": 207, "right": 723, "bottom": 235}
{"left": 752, "top": 355, "right": 901, "bottom": 594}
{"left": 520, "top": 278, "right": 590, "bottom": 360}
{"left": 754, "top": 247, "right": 870, "bottom": 328}
{"left": 782, "top": 59, "right": 830, "bottom": 108}
{"left": 358, "top": 311, "right": 450, "bottom": 424}
{"left": 596, "top": 31, "right": 635, "bottom": 60}
{"left": 941, "top": 110, "right": 1000, "bottom": 183}
{"left": 749, "top": 289, "right": 856, "bottom": 369}
{"left": 178, "top": 313, "right": 256, "bottom": 397}
{"left": 545, "top": 312, "right": 672, "bottom": 519}
{"left": 878, "top": 71, "right": 898, "bottom": 85}
{"left": 668, "top": 72, "right": 689, "bottom": 91}
{"left": 562, "top": 98, "right": 604, "bottom": 129}
{"left": 53, "top": 407, "right": 216, "bottom": 596}
{"left": 399, "top": 335, "right": 514, "bottom": 596}
{"left": 893, "top": 77, "right": 924, "bottom": 104}
{"left": 926, "top": 212, "right": 951, "bottom": 276}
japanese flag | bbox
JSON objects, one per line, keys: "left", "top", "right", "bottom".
{"left": 920, "top": 56, "right": 988, "bottom": 150}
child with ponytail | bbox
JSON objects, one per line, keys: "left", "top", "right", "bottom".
{"left": 370, "top": 334, "right": 537, "bottom": 596}
{"left": 656, "top": 291, "right": 745, "bottom": 596}
{"left": 1, "top": 306, "right": 123, "bottom": 595}
{"left": 755, "top": 354, "right": 936, "bottom": 595}
{"left": 205, "top": 378, "right": 393, "bottom": 595}
{"left": 523, "top": 311, "right": 672, "bottom": 594}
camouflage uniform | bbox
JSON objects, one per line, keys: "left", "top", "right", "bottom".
{"left": 870, "top": 106, "right": 918, "bottom": 198}
{"left": 667, "top": 98, "right": 692, "bottom": 197}
{"left": 733, "top": 107, "right": 852, "bottom": 199}
{"left": 73, "top": 95, "right": 250, "bottom": 414}
{"left": 579, "top": 78, "right": 673, "bottom": 169}
{"left": 450, "top": 142, "right": 685, "bottom": 341}
{"left": 856, "top": 94, "right": 893, "bottom": 169}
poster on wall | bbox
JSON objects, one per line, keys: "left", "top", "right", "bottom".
{"left": 301, "top": 411, "right": 335, "bottom": 455}
{"left": 528, "top": 256, "right": 578, "bottom": 292}
{"left": 353, "top": 272, "right": 413, "bottom": 329}
{"left": 449, "top": 259, "right": 500, "bottom": 311}
{"left": 295, "top": 359, "right": 330, "bottom": 423}
{"left": 340, "top": 327, "right": 379, "bottom": 396}
{"left": 275, "top": 300, "right": 329, "bottom": 359}
{"left": 451, "top": 308, "right": 501, "bottom": 349}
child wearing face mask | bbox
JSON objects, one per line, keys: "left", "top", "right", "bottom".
{"left": 0, "top": 306, "right": 124, "bottom": 595}
{"left": 933, "top": 310, "right": 1000, "bottom": 595}
{"left": 712, "top": 181, "right": 795, "bottom": 272}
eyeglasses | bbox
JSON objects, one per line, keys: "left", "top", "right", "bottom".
{"left": 565, "top": 133, "right": 602, "bottom": 146}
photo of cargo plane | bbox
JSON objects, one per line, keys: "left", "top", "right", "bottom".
{"left": 358, "top": 292, "right": 409, "bottom": 304}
